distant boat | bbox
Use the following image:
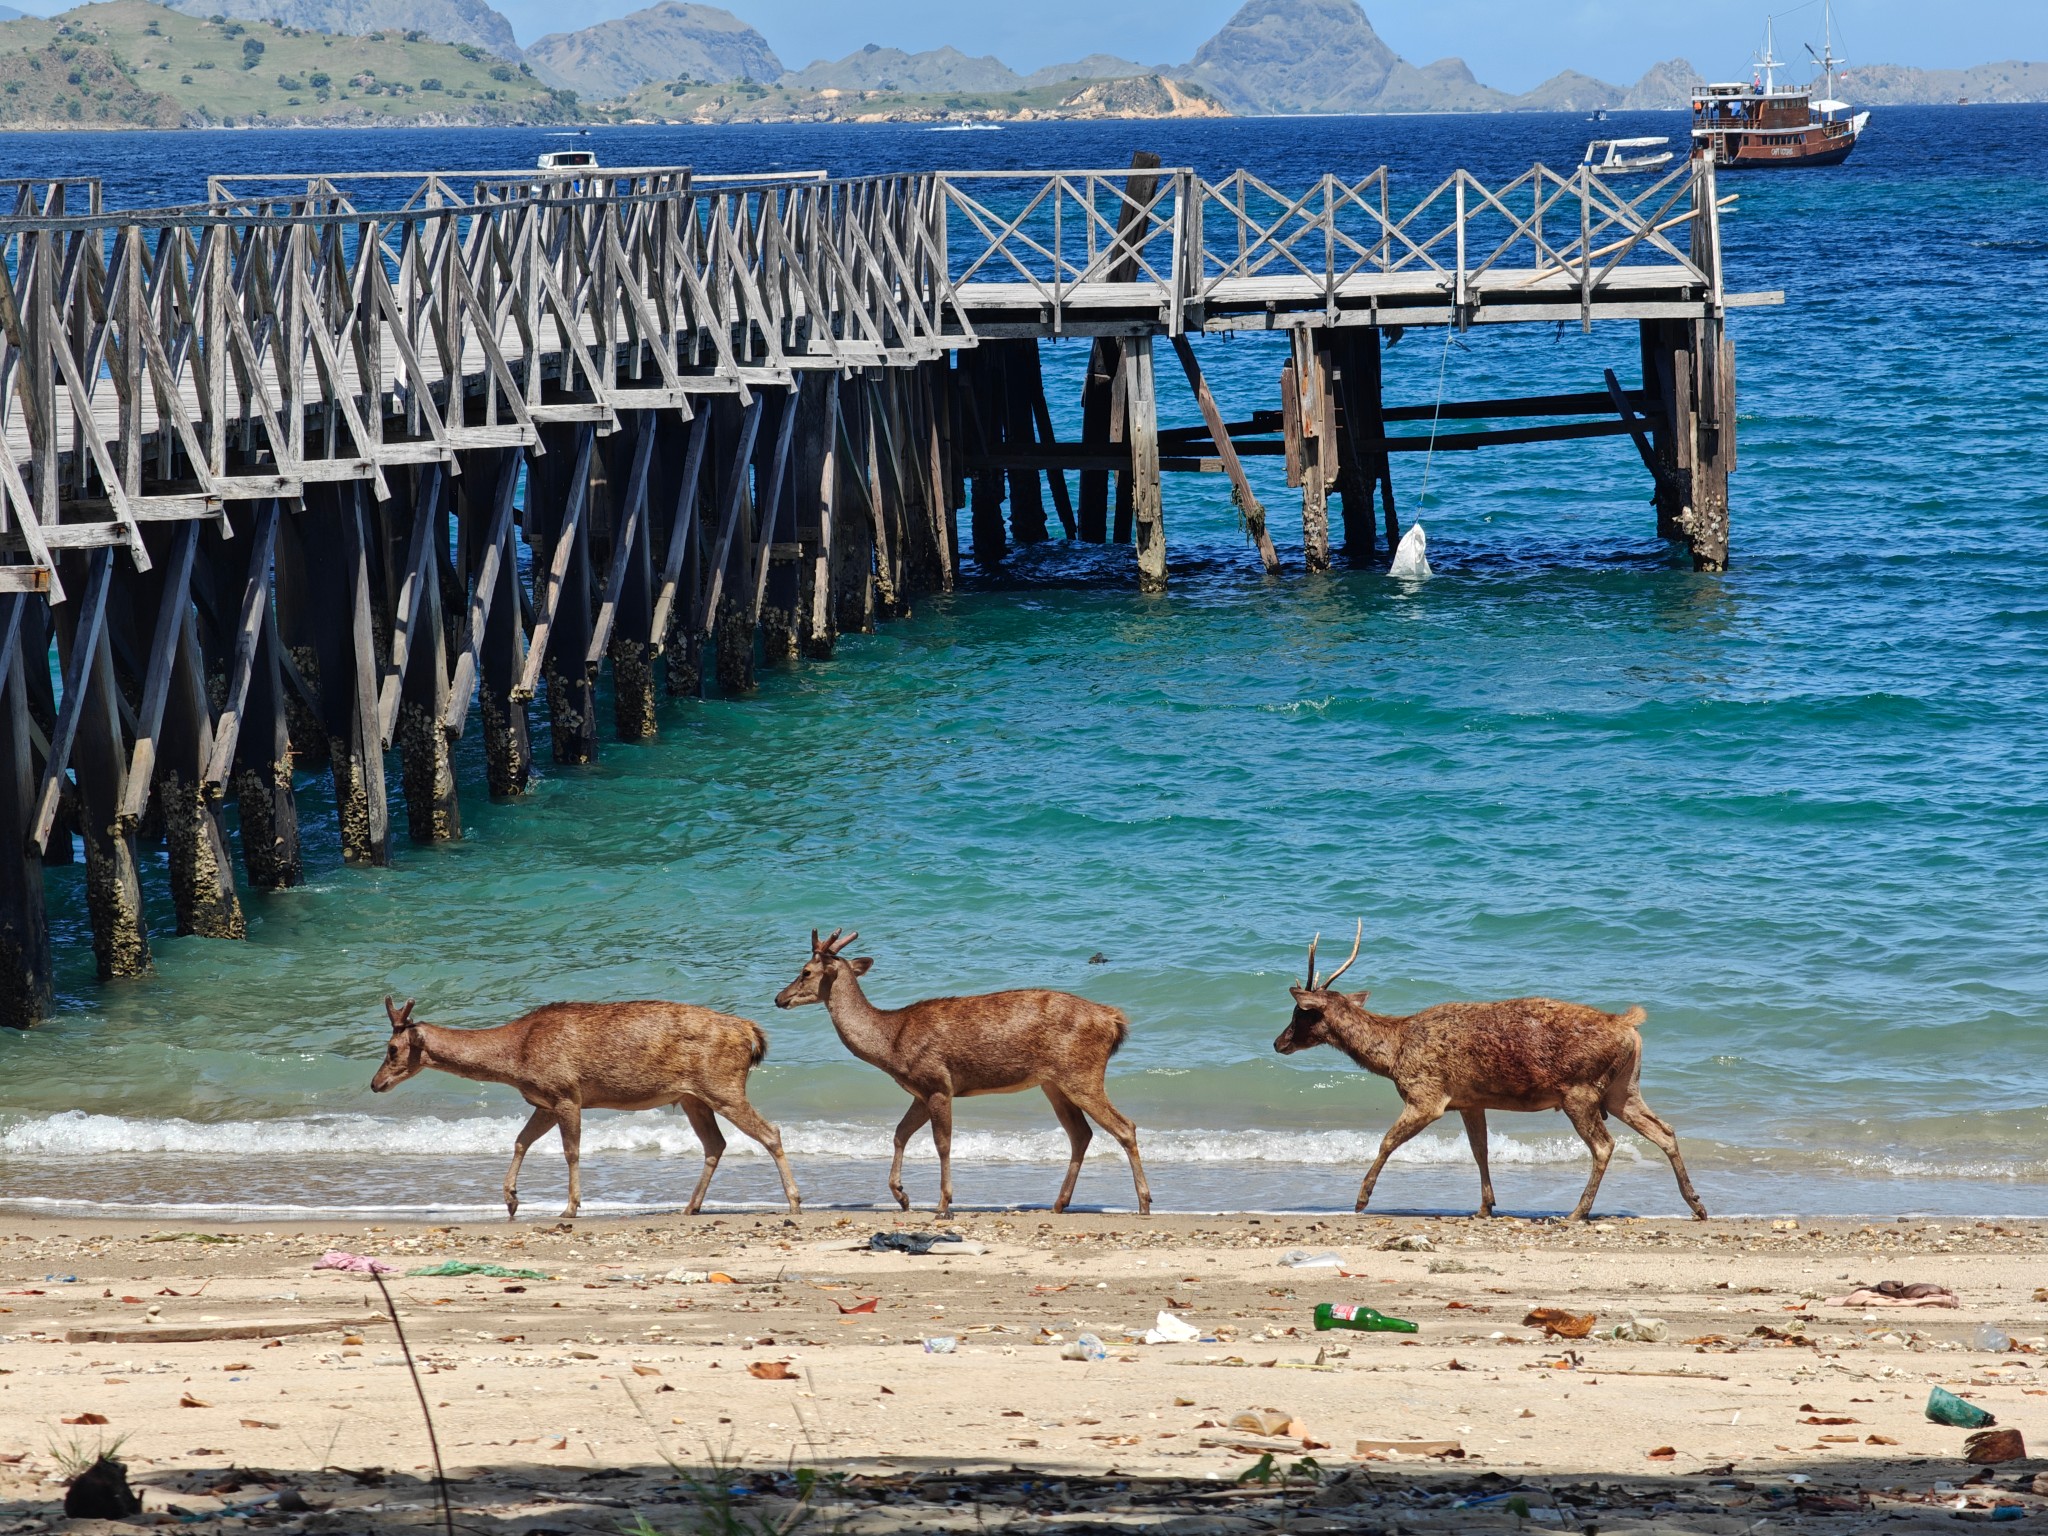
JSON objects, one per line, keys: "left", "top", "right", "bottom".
{"left": 1588, "top": 107, "right": 1608, "bottom": 122}
{"left": 930, "top": 122, "right": 1003, "bottom": 132}
{"left": 1581, "top": 136, "right": 1675, "bottom": 174}
{"left": 1692, "top": 0, "right": 1868, "bottom": 168}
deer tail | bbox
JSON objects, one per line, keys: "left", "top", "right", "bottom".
{"left": 1618, "top": 1005, "right": 1647, "bottom": 1031}
{"left": 748, "top": 1020, "right": 769, "bottom": 1066}
{"left": 1104, "top": 1008, "right": 1131, "bottom": 1059}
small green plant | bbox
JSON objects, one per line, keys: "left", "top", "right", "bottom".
{"left": 419, "top": 76, "right": 442, "bottom": 90}
{"left": 1233, "top": 1453, "right": 1325, "bottom": 1486}
{"left": 47, "top": 1429, "right": 128, "bottom": 1479}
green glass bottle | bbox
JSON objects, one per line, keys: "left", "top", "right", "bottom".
{"left": 1314, "top": 1302, "right": 1418, "bottom": 1334}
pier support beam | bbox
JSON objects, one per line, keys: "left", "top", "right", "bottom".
{"left": 1331, "top": 328, "right": 1397, "bottom": 562}
{"left": 0, "top": 602, "right": 51, "bottom": 1027}
{"left": 154, "top": 527, "right": 244, "bottom": 939}
{"left": 1077, "top": 339, "right": 1118, "bottom": 543}
{"left": 396, "top": 470, "right": 460, "bottom": 844}
{"left": 832, "top": 379, "right": 876, "bottom": 635}
{"left": 231, "top": 505, "right": 301, "bottom": 891}
{"left": 534, "top": 424, "right": 599, "bottom": 764}
{"left": 57, "top": 551, "right": 152, "bottom": 977}
{"left": 304, "top": 485, "right": 390, "bottom": 868}
{"left": 1124, "top": 336, "right": 1166, "bottom": 591}
{"left": 1639, "top": 317, "right": 1733, "bottom": 572}
{"left": 795, "top": 373, "right": 840, "bottom": 660}
{"left": 605, "top": 414, "right": 661, "bottom": 739}
{"left": 1290, "top": 329, "right": 1335, "bottom": 572}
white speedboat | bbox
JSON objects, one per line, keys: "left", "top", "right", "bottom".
{"left": 1580, "top": 136, "right": 1675, "bottom": 174}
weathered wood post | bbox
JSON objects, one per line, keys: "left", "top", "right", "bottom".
{"left": 961, "top": 351, "right": 1007, "bottom": 568}
{"left": 1330, "top": 328, "right": 1395, "bottom": 561}
{"left": 1125, "top": 335, "right": 1166, "bottom": 591}
{"left": 396, "top": 469, "right": 460, "bottom": 844}
{"left": 709, "top": 394, "right": 766, "bottom": 694}
{"left": 55, "top": 550, "right": 152, "bottom": 976}
{"left": 1684, "top": 151, "right": 1732, "bottom": 572}
{"left": 231, "top": 502, "right": 302, "bottom": 891}
{"left": 0, "top": 601, "right": 52, "bottom": 1027}
{"left": 832, "top": 376, "right": 877, "bottom": 635}
{"left": 1080, "top": 152, "right": 1162, "bottom": 544}
{"left": 598, "top": 413, "right": 660, "bottom": 739}
{"left": 302, "top": 484, "right": 390, "bottom": 868}
{"left": 997, "top": 341, "right": 1048, "bottom": 545}
{"left": 794, "top": 372, "right": 841, "bottom": 659}
{"left": 535, "top": 424, "right": 599, "bottom": 763}
{"left": 1291, "top": 328, "right": 1335, "bottom": 571}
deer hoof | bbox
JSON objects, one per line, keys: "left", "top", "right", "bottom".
{"left": 892, "top": 1191, "right": 910, "bottom": 1212}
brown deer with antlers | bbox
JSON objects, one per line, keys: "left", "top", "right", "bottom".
{"left": 369, "top": 996, "right": 801, "bottom": 1220}
{"left": 1274, "top": 925, "right": 1708, "bottom": 1222}
{"left": 774, "top": 929, "right": 1151, "bottom": 1217}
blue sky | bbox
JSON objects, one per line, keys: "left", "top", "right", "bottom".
{"left": 561, "top": 0, "right": 2045, "bottom": 85}
{"left": 13, "top": 0, "right": 2043, "bottom": 85}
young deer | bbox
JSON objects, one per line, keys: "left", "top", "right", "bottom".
{"left": 773, "top": 929, "right": 1151, "bottom": 1217}
{"left": 369, "top": 996, "right": 801, "bottom": 1220}
{"left": 1274, "top": 926, "right": 1708, "bottom": 1222}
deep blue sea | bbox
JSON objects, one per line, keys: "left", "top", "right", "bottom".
{"left": 1, "top": 106, "right": 2044, "bottom": 1221}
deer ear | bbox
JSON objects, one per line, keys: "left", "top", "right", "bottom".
{"left": 849, "top": 956, "right": 874, "bottom": 976}
{"left": 1349, "top": 989, "right": 1370, "bottom": 1002}
{"left": 1288, "top": 986, "right": 1322, "bottom": 1009}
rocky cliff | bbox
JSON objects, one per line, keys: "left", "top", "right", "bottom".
{"left": 525, "top": 2, "right": 780, "bottom": 99}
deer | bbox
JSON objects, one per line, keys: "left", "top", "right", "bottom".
{"left": 369, "top": 996, "right": 801, "bottom": 1221}
{"left": 1273, "top": 925, "right": 1708, "bottom": 1222}
{"left": 772, "top": 929, "right": 1151, "bottom": 1217}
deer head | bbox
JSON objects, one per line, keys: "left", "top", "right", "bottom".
{"left": 774, "top": 928, "right": 873, "bottom": 1009}
{"left": 370, "top": 995, "right": 428, "bottom": 1092}
{"left": 1273, "top": 921, "right": 1366, "bottom": 1055}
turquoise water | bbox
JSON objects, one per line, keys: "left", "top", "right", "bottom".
{"left": 2, "top": 109, "right": 2045, "bottom": 1219}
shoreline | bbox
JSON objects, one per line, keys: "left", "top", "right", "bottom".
{"left": 1, "top": 1211, "right": 2042, "bottom": 1531}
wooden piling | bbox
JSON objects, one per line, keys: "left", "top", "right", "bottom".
{"left": 1077, "top": 338, "right": 1119, "bottom": 543}
{"left": 0, "top": 601, "right": 51, "bottom": 1027}
{"left": 1170, "top": 334, "right": 1279, "bottom": 572}
{"left": 1330, "top": 328, "right": 1396, "bottom": 561}
{"left": 229, "top": 502, "right": 302, "bottom": 891}
{"left": 997, "top": 341, "right": 1048, "bottom": 545}
{"left": 301, "top": 485, "right": 390, "bottom": 868}
{"left": 793, "top": 373, "right": 840, "bottom": 660}
{"left": 1124, "top": 337, "right": 1166, "bottom": 591}
{"left": 395, "top": 470, "right": 460, "bottom": 844}
{"left": 961, "top": 352, "right": 1007, "bottom": 569}
{"left": 55, "top": 550, "right": 152, "bottom": 977}
{"left": 1292, "top": 330, "right": 1333, "bottom": 572}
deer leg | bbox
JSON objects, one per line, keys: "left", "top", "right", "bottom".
{"left": 1064, "top": 1083, "right": 1152, "bottom": 1217}
{"left": 707, "top": 1093, "right": 802, "bottom": 1215}
{"left": 557, "top": 1104, "right": 584, "bottom": 1219}
{"left": 1043, "top": 1087, "right": 1093, "bottom": 1214}
{"left": 928, "top": 1093, "right": 955, "bottom": 1218}
{"left": 1356, "top": 1100, "right": 1445, "bottom": 1214}
{"left": 888, "top": 1099, "right": 932, "bottom": 1211}
{"left": 677, "top": 1096, "right": 728, "bottom": 1217}
{"left": 504, "top": 1107, "right": 560, "bottom": 1222}
{"left": 1615, "top": 1090, "right": 1709, "bottom": 1220}
{"left": 1562, "top": 1093, "right": 1616, "bottom": 1222}
{"left": 1460, "top": 1108, "right": 1496, "bottom": 1218}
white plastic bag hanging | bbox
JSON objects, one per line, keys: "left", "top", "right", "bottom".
{"left": 1390, "top": 523, "right": 1431, "bottom": 579}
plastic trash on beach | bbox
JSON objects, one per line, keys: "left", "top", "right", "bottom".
{"left": 1060, "top": 1332, "right": 1107, "bottom": 1362}
{"left": 1603, "top": 1315, "right": 1669, "bottom": 1343}
{"left": 1972, "top": 1323, "right": 2014, "bottom": 1353}
{"left": 922, "top": 1336, "right": 957, "bottom": 1354}
{"left": 1280, "top": 1249, "right": 1342, "bottom": 1269}
{"left": 1389, "top": 523, "right": 1431, "bottom": 578}
{"left": 1142, "top": 1310, "right": 1201, "bottom": 1344}
{"left": 1927, "top": 1386, "right": 1996, "bottom": 1428}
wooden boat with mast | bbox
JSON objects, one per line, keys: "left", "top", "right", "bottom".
{"left": 1692, "top": 1, "right": 1869, "bottom": 168}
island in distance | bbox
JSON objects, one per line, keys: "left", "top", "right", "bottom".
{"left": 1, "top": 0, "right": 2043, "bottom": 130}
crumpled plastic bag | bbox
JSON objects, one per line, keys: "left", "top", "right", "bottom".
{"left": 404, "top": 1261, "right": 550, "bottom": 1280}
{"left": 1602, "top": 1314, "right": 1668, "bottom": 1343}
{"left": 1280, "top": 1249, "right": 1342, "bottom": 1269}
{"left": 1142, "top": 1310, "right": 1201, "bottom": 1344}
{"left": 1389, "top": 523, "right": 1431, "bottom": 579}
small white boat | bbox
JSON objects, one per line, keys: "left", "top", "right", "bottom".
{"left": 1580, "top": 136, "right": 1675, "bottom": 174}
{"left": 929, "top": 122, "right": 1003, "bottom": 132}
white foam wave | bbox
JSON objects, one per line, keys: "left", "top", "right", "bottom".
{"left": 0, "top": 1110, "right": 1594, "bottom": 1169}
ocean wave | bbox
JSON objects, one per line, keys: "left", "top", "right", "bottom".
{"left": 0, "top": 1110, "right": 1593, "bottom": 1169}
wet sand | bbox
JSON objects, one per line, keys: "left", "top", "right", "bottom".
{"left": 2, "top": 1210, "right": 2044, "bottom": 1532}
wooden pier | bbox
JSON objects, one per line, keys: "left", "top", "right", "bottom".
{"left": 0, "top": 154, "right": 1778, "bottom": 1023}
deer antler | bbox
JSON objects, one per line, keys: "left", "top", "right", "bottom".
{"left": 1322, "top": 921, "right": 1364, "bottom": 988}
{"left": 384, "top": 995, "right": 417, "bottom": 1030}
{"left": 1304, "top": 932, "right": 1320, "bottom": 990}
{"left": 826, "top": 929, "right": 859, "bottom": 956}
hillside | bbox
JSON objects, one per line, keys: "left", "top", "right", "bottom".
{"left": 1622, "top": 58, "right": 1704, "bottom": 111}
{"left": 781, "top": 44, "right": 1021, "bottom": 94}
{"left": 1506, "top": 69, "right": 1623, "bottom": 113}
{"left": 524, "top": 2, "right": 779, "bottom": 99}
{"left": 1182, "top": 0, "right": 1404, "bottom": 114}
{"left": 609, "top": 71, "right": 1225, "bottom": 125}
{"left": 160, "top": 0, "right": 517, "bottom": 59}
{"left": 0, "top": 1, "right": 575, "bottom": 127}
{"left": 1844, "top": 60, "right": 2048, "bottom": 104}
{"left": 1023, "top": 54, "right": 1154, "bottom": 88}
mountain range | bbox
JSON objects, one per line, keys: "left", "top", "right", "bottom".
{"left": 4, "top": 0, "right": 2046, "bottom": 125}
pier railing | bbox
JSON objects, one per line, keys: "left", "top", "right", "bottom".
{"left": 0, "top": 157, "right": 1728, "bottom": 599}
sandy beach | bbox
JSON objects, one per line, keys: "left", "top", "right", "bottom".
{"left": 0, "top": 1210, "right": 2043, "bottom": 1531}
